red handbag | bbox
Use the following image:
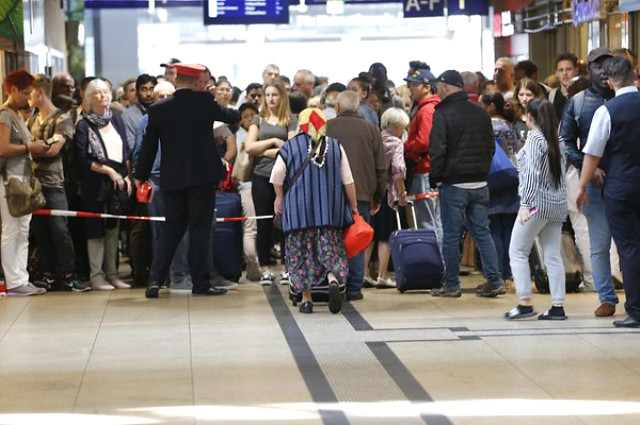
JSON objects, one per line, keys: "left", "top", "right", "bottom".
{"left": 136, "top": 181, "right": 154, "bottom": 203}
{"left": 218, "top": 161, "right": 238, "bottom": 193}
{"left": 344, "top": 213, "right": 374, "bottom": 259}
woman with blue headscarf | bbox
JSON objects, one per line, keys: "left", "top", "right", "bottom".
{"left": 271, "top": 108, "right": 358, "bottom": 314}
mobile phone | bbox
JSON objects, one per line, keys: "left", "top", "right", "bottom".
{"left": 45, "top": 135, "right": 61, "bottom": 146}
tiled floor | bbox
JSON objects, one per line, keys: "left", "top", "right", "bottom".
{"left": 1, "top": 270, "right": 640, "bottom": 425}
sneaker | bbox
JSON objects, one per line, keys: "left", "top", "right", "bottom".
{"left": 259, "top": 270, "right": 274, "bottom": 286}
{"left": 375, "top": 276, "right": 396, "bottom": 289}
{"left": 91, "top": 280, "right": 115, "bottom": 291}
{"left": 476, "top": 281, "right": 506, "bottom": 298}
{"left": 57, "top": 276, "right": 91, "bottom": 292}
{"left": 363, "top": 276, "right": 376, "bottom": 288}
{"left": 431, "top": 286, "right": 462, "bottom": 298}
{"left": 212, "top": 277, "right": 239, "bottom": 290}
{"left": 279, "top": 271, "right": 290, "bottom": 285}
{"left": 7, "top": 283, "right": 46, "bottom": 296}
{"left": 170, "top": 278, "right": 193, "bottom": 292}
{"left": 538, "top": 306, "right": 567, "bottom": 321}
{"left": 246, "top": 268, "right": 261, "bottom": 282}
{"left": 32, "top": 275, "right": 56, "bottom": 291}
{"left": 505, "top": 305, "right": 537, "bottom": 320}
{"left": 108, "top": 278, "right": 131, "bottom": 289}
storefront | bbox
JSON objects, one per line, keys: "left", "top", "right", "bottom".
{"left": 492, "top": 0, "right": 639, "bottom": 77}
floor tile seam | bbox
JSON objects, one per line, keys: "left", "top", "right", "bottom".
{"left": 70, "top": 291, "right": 113, "bottom": 413}
{"left": 0, "top": 301, "right": 31, "bottom": 342}
{"left": 186, "top": 295, "right": 197, "bottom": 425}
{"left": 576, "top": 333, "right": 640, "bottom": 378}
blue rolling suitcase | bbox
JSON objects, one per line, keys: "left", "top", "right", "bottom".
{"left": 390, "top": 202, "right": 444, "bottom": 293}
{"left": 211, "top": 191, "right": 243, "bottom": 282}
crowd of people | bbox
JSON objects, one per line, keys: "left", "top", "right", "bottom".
{"left": 1, "top": 49, "right": 639, "bottom": 326}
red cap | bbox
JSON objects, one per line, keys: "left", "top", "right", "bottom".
{"left": 174, "top": 63, "right": 205, "bottom": 78}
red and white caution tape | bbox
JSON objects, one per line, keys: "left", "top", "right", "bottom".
{"left": 32, "top": 209, "right": 275, "bottom": 223}
{"left": 31, "top": 193, "right": 438, "bottom": 223}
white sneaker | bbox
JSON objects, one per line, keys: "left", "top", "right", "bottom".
{"left": 280, "top": 271, "right": 290, "bottom": 285}
{"left": 91, "top": 280, "right": 115, "bottom": 291}
{"left": 375, "top": 276, "right": 396, "bottom": 288}
{"left": 259, "top": 270, "right": 274, "bottom": 286}
{"left": 109, "top": 279, "right": 132, "bottom": 289}
{"left": 7, "top": 283, "right": 47, "bottom": 296}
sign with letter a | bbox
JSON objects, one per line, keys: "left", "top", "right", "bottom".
{"left": 403, "top": 0, "right": 445, "bottom": 18}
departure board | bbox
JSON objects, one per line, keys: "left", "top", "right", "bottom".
{"left": 85, "top": 0, "right": 200, "bottom": 8}
{"left": 203, "top": 0, "right": 289, "bottom": 25}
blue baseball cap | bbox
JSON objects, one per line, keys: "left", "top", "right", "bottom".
{"left": 404, "top": 69, "right": 436, "bottom": 85}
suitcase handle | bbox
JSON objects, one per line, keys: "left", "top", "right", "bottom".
{"left": 395, "top": 189, "right": 439, "bottom": 230}
{"left": 395, "top": 201, "right": 417, "bottom": 230}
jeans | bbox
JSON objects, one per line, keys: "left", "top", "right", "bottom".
{"left": 439, "top": 184, "right": 502, "bottom": 290}
{"left": 31, "top": 186, "right": 76, "bottom": 274}
{"left": 581, "top": 182, "right": 618, "bottom": 305}
{"left": 509, "top": 217, "right": 565, "bottom": 305}
{"left": 489, "top": 213, "right": 517, "bottom": 280}
{"left": 409, "top": 173, "right": 443, "bottom": 249}
{"left": 147, "top": 177, "right": 193, "bottom": 285}
{"left": 346, "top": 201, "right": 371, "bottom": 295}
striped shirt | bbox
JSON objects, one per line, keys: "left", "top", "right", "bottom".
{"left": 517, "top": 129, "right": 567, "bottom": 222}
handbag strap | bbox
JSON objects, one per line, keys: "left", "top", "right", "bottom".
{"left": 284, "top": 143, "right": 315, "bottom": 195}
{"left": 0, "top": 105, "right": 32, "bottom": 180}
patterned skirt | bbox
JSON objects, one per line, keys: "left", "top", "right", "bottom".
{"left": 284, "top": 227, "right": 349, "bottom": 292}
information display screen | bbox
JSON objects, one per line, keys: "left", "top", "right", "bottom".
{"left": 203, "top": 0, "right": 289, "bottom": 25}
{"left": 85, "top": 0, "right": 200, "bottom": 8}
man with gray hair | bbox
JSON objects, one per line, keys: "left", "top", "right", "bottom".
{"left": 326, "top": 90, "right": 387, "bottom": 301}
{"left": 494, "top": 57, "right": 516, "bottom": 100}
{"left": 293, "top": 69, "right": 315, "bottom": 99}
{"left": 461, "top": 71, "right": 479, "bottom": 103}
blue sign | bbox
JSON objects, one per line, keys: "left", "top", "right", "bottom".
{"left": 203, "top": 0, "right": 289, "bottom": 25}
{"left": 447, "top": 0, "right": 489, "bottom": 16}
{"left": 620, "top": 0, "right": 640, "bottom": 12}
{"left": 402, "top": 0, "right": 445, "bottom": 18}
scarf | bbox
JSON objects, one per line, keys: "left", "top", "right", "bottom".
{"left": 84, "top": 108, "right": 113, "bottom": 163}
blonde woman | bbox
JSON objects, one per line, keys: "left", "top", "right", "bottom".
{"left": 245, "top": 82, "right": 297, "bottom": 285}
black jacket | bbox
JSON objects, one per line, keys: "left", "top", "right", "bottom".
{"left": 429, "top": 91, "right": 495, "bottom": 185}
{"left": 134, "top": 88, "right": 240, "bottom": 191}
{"left": 559, "top": 87, "right": 613, "bottom": 170}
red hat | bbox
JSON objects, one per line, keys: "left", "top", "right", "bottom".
{"left": 174, "top": 63, "right": 205, "bottom": 78}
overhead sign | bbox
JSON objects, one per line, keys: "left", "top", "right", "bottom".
{"left": 402, "top": 0, "right": 445, "bottom": 18}
{"left": 203, "top": 0, "right": 289, "bottom": 25}
{"left": 572, "top": 0, "right": 599, "bottom": 26}
{"left": 85, "top": 0, "right": 200, "bottom": 8}
{"left": 448, "top": 0, "right": 489, "bottom": 15}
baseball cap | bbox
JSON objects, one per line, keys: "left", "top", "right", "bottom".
{"left": 404, "top": 69, "right": 436, "bottom": 84}
{"left": 174, "top": 63, "right": 205, "bottom": 78}
{"left": 436, "top": 70, "right": 464, "bottom": 88}
{"left": 160, "top": 58, "right": 181, "bottom": 68}
{"left": 588, "top": 47, "right": 613, "bottom": 63}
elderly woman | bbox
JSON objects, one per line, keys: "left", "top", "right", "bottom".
{"left": 74, "top": 79, "right": 132, "bottom": 291}
{"left": 364, "top": 107, "right": 410, "bottom": 288}
{"left": 0, "top": 69, "right": 50, "bottom": 296}
{"left": 271, "top": 108, "right": 358, "bottom": 314}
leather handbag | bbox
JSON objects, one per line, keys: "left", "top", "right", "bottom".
{"left": 5, "top": 174, "right": 46, "bottom": 217}
{"left": 231, "top": 143, "right": 254, "bottom": 183}
{"left": 344, "top": 213, "right": 374, "bottom": 259}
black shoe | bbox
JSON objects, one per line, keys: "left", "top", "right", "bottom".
{"left": 145, "top": 285, "right": 160, "bottom": 299}
{"left": 538, "top": 306, "right": 567, "bottom": 321}
{"left": 476, "top": 281, "right": 506, "bottom": 298}
{"left": 328, "top": 281, "right": 342, "bottom": 314}
{"left": 613, "top": 316, "right": 640, "bottom": 328}
{"left": 32, "top": 275, "right": 56, "bottom": 291}
{"left": 57, "top": 276, "right": 91, "bottom": 292}
{"left": 505, "top": 305, "right": 537, "bottom": 320}
{"left": 346, "top": 292, "right": 363, "bottom": 301}
{"left": 192, "top": 287, "right": 227, "bottom": 296}
{"left": 299, "top": 301, "right": 313, "bottom": 314}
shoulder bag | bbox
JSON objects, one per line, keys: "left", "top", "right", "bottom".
{"left": 273, "top": 142, "right": 315, "bottom": 231}
{"left": 0, "top": 107, "right": 46, "bottom": 217}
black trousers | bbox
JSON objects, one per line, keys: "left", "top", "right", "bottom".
{"left": 605, "top": 193, "right": 640, "bottom": 320}
{"left": 149, "top": 184, "right": 216, "bottom": 293}
{"left": 251, "top": 174, "right": 277, "bottom": 266}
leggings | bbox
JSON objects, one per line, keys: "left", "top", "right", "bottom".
{"left": 251, "top": 174, "right": 284, "bottom": 267}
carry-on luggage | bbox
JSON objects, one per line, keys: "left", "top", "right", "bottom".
{"left": 530, "top": 231, "right": 583, "bottom": 294}
{"left": 211, "top": 191, "right": 243, "bottom": 282}
{"left": 289, "top": 278, "right": 346, "bottom": 310}
{"left": 390, "top": 201, "right": 444, "bottom": 293}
